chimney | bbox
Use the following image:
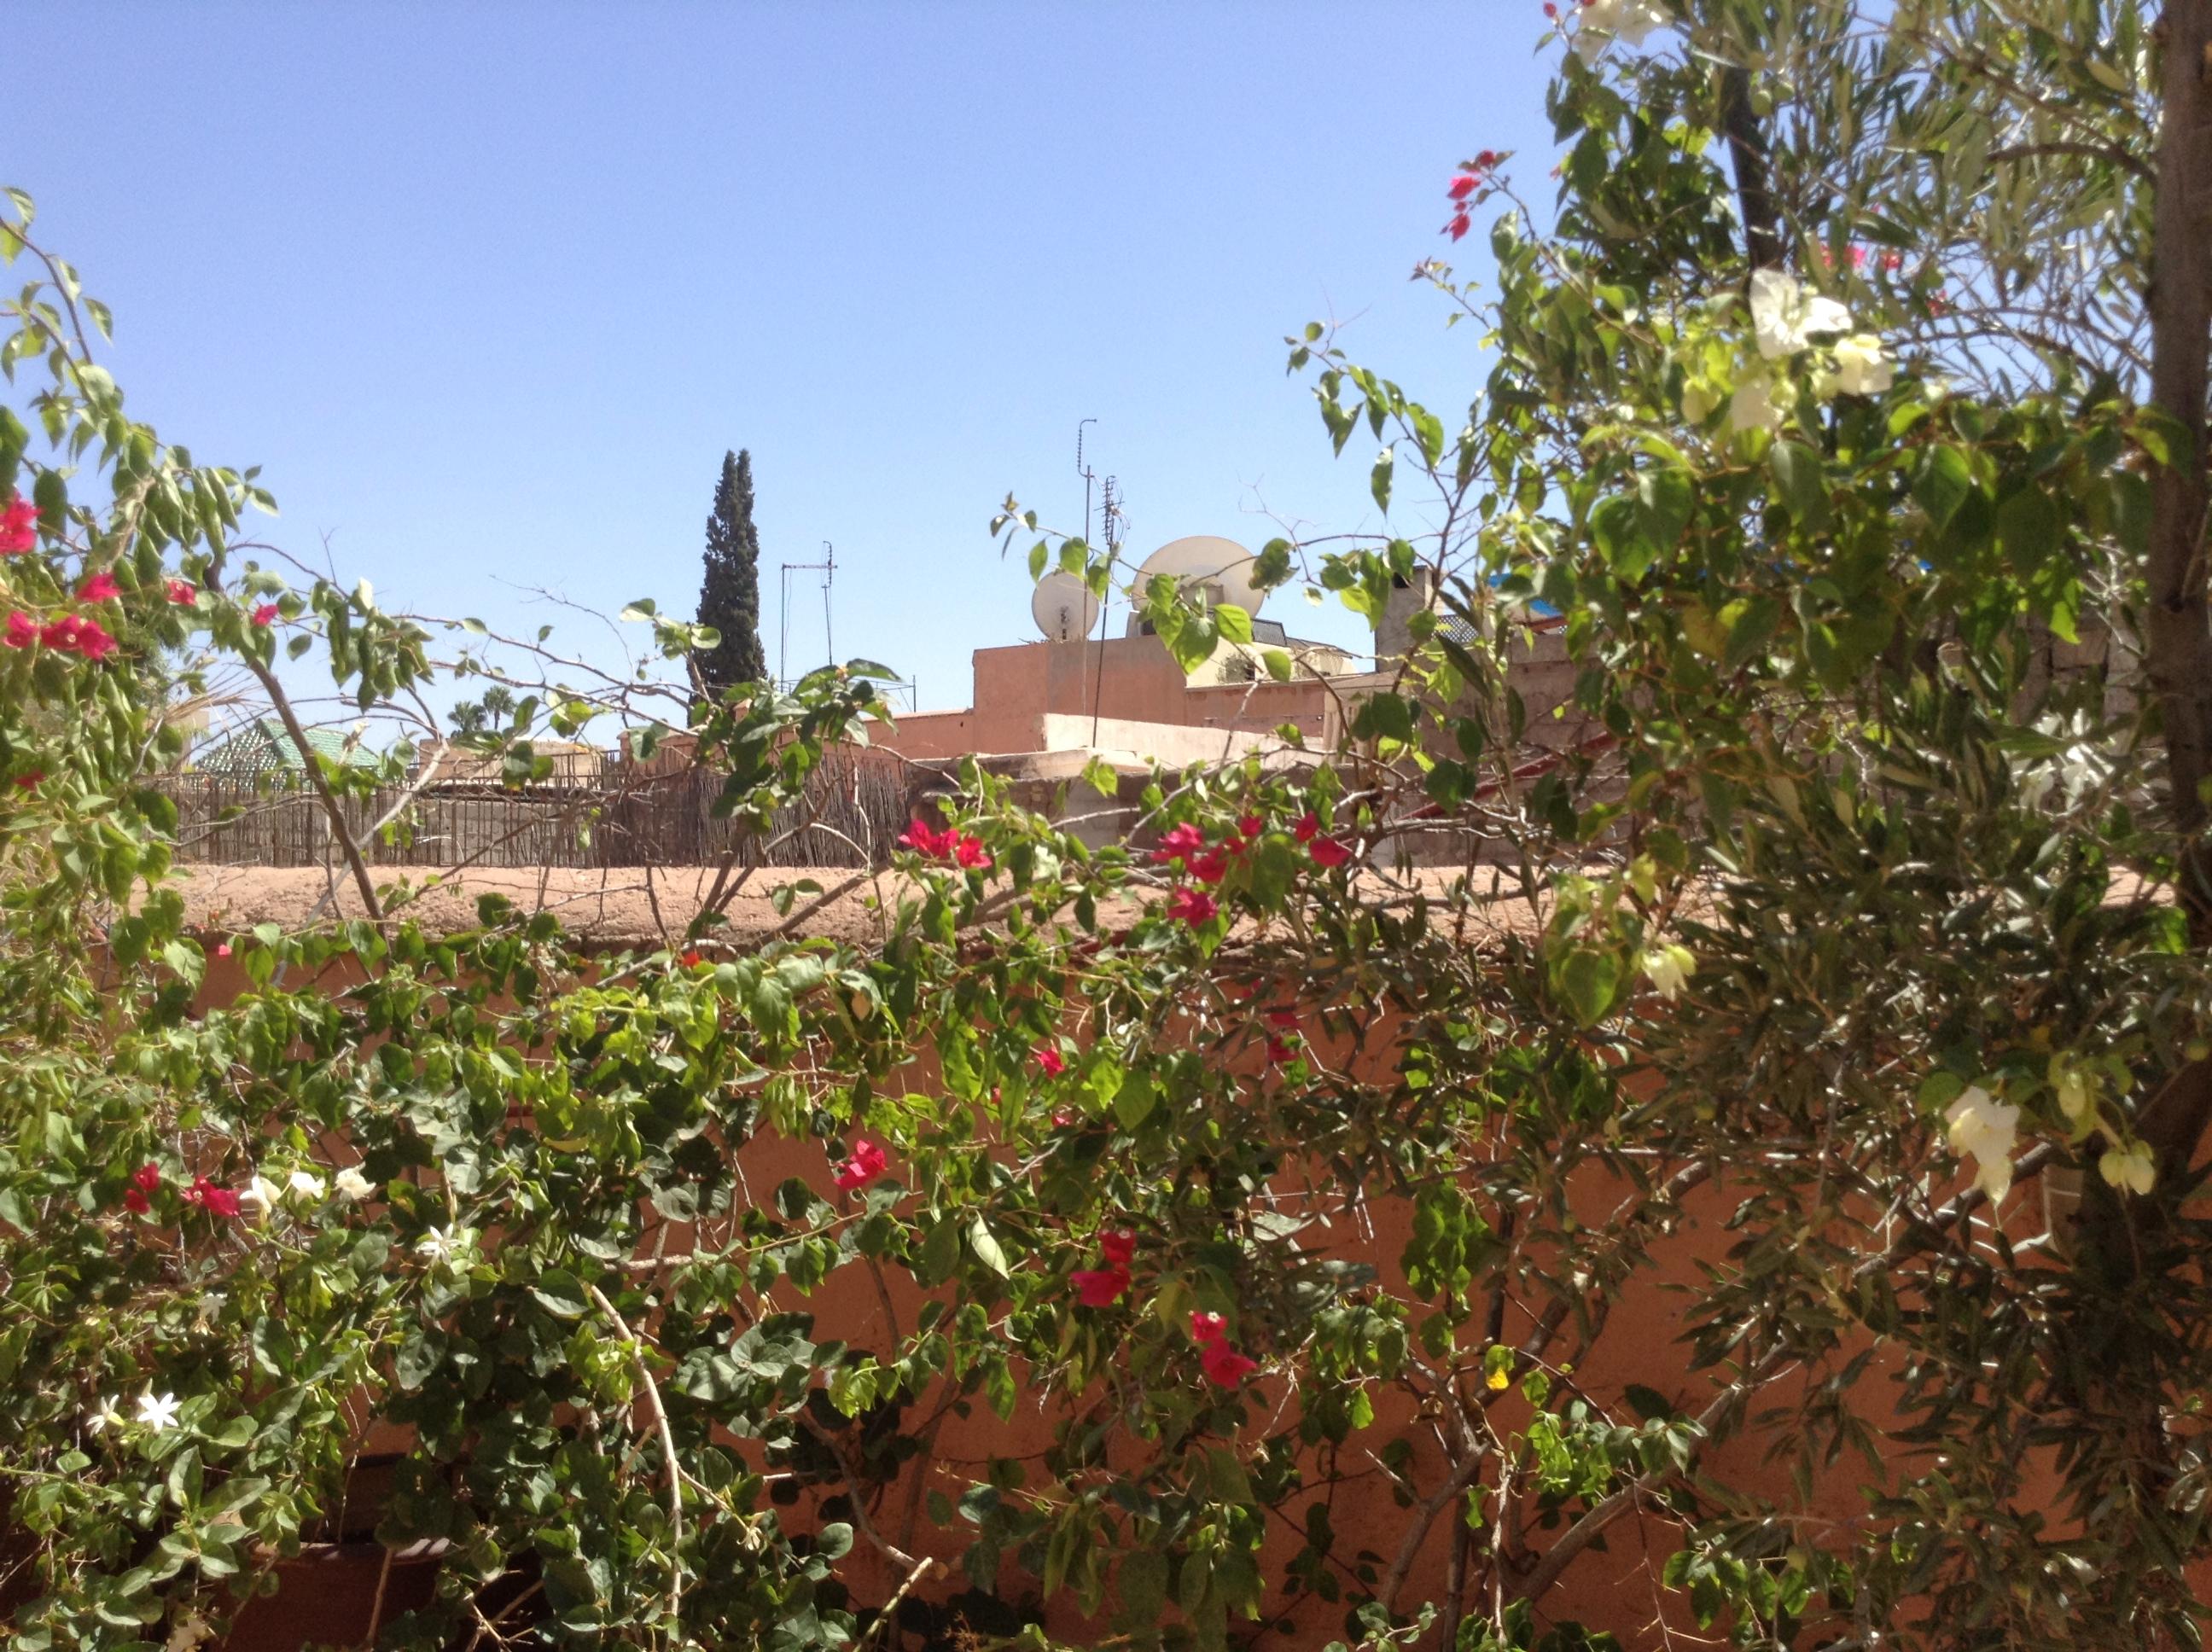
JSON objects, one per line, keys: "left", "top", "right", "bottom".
{"left": 1375, "top": 567, "right": 1441, "bottom": 667}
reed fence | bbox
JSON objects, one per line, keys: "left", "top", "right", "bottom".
{"left": 160, "top": 745, "right": 923, "bottom": 870}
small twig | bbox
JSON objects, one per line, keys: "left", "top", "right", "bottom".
{"left": 855, "top": 1552, "right": 942, "bottom": 1651}
{"left": 586, "top": 1283, "right": 685, "bottom": 1626}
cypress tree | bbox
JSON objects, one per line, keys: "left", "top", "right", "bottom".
{"left": 695, "top": 449, "right": 766, "bottom": 694}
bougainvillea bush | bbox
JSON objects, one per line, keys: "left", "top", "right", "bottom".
{"left": 3, "top": 1, "right": 2212, "bottom": 1649}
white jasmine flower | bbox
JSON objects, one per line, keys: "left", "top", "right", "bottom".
{"left": 414, "top": 1224, "right": 470, "bottom": 1265}
{"left": 166, "top": 1611, "right": 215, "bottom": 1652}
{"left": 1729, "top": 373, "right": 1787, "bottom": 433}
{"left": 238, "top": 1175, "right": 282, "bottom": 1221}
{"left": 1749, "top": 270, "right": 1852, "bottom": 360}
{"left": 86, "top": 1395, "right": 124, "bottom": 1434}
{"left": 135, "top": 1391, "right": 183, "bottom": 1433}
{"left": 1944, "top": 1086, "right": 2020, "bottom": 1203}
{"left": 2099, "top": 1139, "right": 2155, "bottom": 1197}
{"left": 1573, "top": 0, "right": 1673, "bottom": 62}
{"left": 333, "top": 1167, "right": 375, "bottom": 1201}
{"left": 1641, "top": 944, "right": 1696, "bottom": 1001}
{"left": 1831, "top": 333, "right": 1894, "bottom": 396}
{"left": 287, "top": 1168, "right": 326, "bottom": 1201}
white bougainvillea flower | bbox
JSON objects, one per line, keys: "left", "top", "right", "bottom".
{"left": 1944, "top": 1086, "right": 2020, "bottom": 1202}
{"left": 1730, "top": 372, "right": 1787, "bottom": 433}
{"left": 1749, "top": 270, "right": 1852, "bottom": 360}
{"left": 1831, "top": 333, "right": 1894, "bottom": 395}
{"left": 86, "top": 1394, "right": 124, "bottom": 1434}
{"left": 2099, "top": 1139, "right": 2155, "bottom": 1197}
{"left": 287, "top": 1168, "right": 326, "bottom": 1201}
{"left": 1572, "top": 0, "right": 1673, "bottom": 62}
{"left": 1642, "top": 944, "right": 1697, "bottom": 1000}
{"left": 165, "top": 1611, "right": 215, "bottom": 1652}
{"left": 333, "top": 1166, "right": 375, "bottom": 1201}
{"left": 239, "top": 1174, "right": 282, "bottom": 1221}
{"left": 2052, "top": 1059, "right": 2093, "bottom": 1125}
{"left": 135, "top": 1391, "right": 182, "bottom": 1433}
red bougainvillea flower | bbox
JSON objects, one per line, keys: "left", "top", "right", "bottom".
{"left": 1266, "top": 1010, "right": 1301, "bottom": 1030}
{"left": 1097, "top": 1228, "right": 1137, "bottom": 1268}
{"left": 1237, "top": 813, "right": 1265, "bottom": 840}
{"left": 1187, "top": 849, "right": 1229, "bottom": 886}
{"left": 1034, "top": 1044, "right": 1066, "bottom": 1077}
{"left": 1190, "top": 1311, "right": 1228, "bottom": 1345}
{"left": 77, "top": 619, "right": 118, "bottom": 662}
{"left": 1051, "top": 1107, "right": 1078, "bottom": 1127}
{"left": 1266, "top": 1036, "right": 1294, "bottom": 1064}
{"left": 12, "top": 771, "right": 40, "bottom": 792}
{"left": 1150, "top": 822, "right": 1209, "bottom": 865}
{"left": 1166, "top": 887, "right": 1217, "bottom": 926}
{"left": 183, "top": 1176, "right": 242, "bottom": 1219}
{"left": 75, "top": 573, "right": 121, "bottom": 604}
{"left": 3, "top": 610, "right": 35, "bottom": 649}
{"left": 213, "top": 940, "right": 232, "bottom": 958}
{"left": 832, "top": 1137, "right": 890, "bottom": 1191}
{"left": 40, "top": 614, "right": 118, "bottom": 661}
{"left": 678, "top": 950, "right": 702, "bottom": 969}
{"left": 1543, "top": 1, "right": 1558, "bottom": 14}
{"left": 1292, "top": 812, "right": 1321, "bottom": 844}
{"left": 123, "top": 1186, "right": 150, "bottom": 1214}
{"left": 250, "top": 602, "right": 279, "bottom": 627}
{"left": 1200, "top": 1341, "right": 1259, "bottom": 1387}
{"left": 166, "top": 579, "right": 197, "bottom": 605}
{"left": 898, "top": 817, "right": 954, "bottom": 857}
{"left": 1447, "top": 212, "right": 1472, "bottom": 241}
{"left": 1071, "top": 1265, "right": 1131, "bottom": 1307}
{"left": 952, "top": 834, "right": 992, "bottom": 870}
{"left": 1309, "top": 835, "right": 1353, "bottom": 870}
{"left": 1879, "top": 250, "right": 1903, "bottom": 274}
{"left": 0, "top": 496, "right": 38, "bottom": 555}
{"left": 1447, "top": 174, "right": 1478, "bottom": 201}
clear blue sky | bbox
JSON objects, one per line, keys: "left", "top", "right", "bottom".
{"left": 9, "top": 3, "right": 1562, "bottom": 727}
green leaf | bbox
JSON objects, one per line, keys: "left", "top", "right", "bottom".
{"left": 1767, "top": 441, "right": 1831, "bottom": 530}
{"left": 1214, "top": 603, "right": 1253, "bottom": 645}
{"left": 531, "top": 1269, "right": 590, "bottom": 1319}
{"left": 1370, "top": 446, "right": 1395, "bottom": 514}
{"left": 1912, "top": 445, "right": 1974, "bottom": 531}
{"left": 968, "top": 1215, "right": 1010, "bottom": 1277}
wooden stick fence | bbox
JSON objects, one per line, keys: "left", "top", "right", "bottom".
{"left": 160, "top": 745, "right": 923, "bottom": 870}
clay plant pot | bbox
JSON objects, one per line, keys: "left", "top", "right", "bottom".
{"left": 218, "top": 1538, "right": 445, "bottom": 1652}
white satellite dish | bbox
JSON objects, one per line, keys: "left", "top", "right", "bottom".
{"left": 1125, "top": 536, "right": 1266, "bottom": 631}
{"left": 1032, "top": 571, "right": 1100, "bottom": 643}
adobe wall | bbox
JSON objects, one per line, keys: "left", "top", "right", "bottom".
{"left": 178, "top": 925, "right": 2131, "bottom": 1651}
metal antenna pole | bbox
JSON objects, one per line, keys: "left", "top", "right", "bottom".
{"left": 1090, "top": 474, "right": 1126, "bottom": 748}
{"left": 821, "top": 541, "right": 835, "bottom": 667}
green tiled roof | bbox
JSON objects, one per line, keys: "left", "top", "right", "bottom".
{"left": 195, "top": 717, "right": 355, "bottom": 778}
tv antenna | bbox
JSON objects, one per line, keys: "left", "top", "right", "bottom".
{"left": 778, "top": 540, "right": 835, "bottom": 685}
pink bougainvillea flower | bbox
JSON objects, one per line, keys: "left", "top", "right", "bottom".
{"left": 12, "top": 771, "right": 41, "bottom": 792}
{"left": 1034, "top": 1045, "right": 1066, "bottom": 1077}
{"left": 1879, "top": 250, "right": 1903, "bottom": 274}
{"left": 183, "top": 1176, "right": 242, "bottom": 1219}
{"left": 1309, "top": 835, "right": 1353, "bottom": 870}
{"left": 1097, "top": 1228, "right": 1137, "bottom": 1268}
{"left": 952, "top": 834, "right": 992, "bottom": 870}
{"left": 250, "top": 602, "right": 279, "bottom": 626}
{"left": 0, "top": 496, "right": 38, "bottom": 555}
{"left": 1071, "top": 1265, "right": 1131, "bottom": 1307}
{"left": 1187, "top": 850, "right": 1229, "bottom": 886}
{"left": 166, "top": 579, "right": 197, "bottom": 605}
{"left": 1166, "top": 887, "right": 1217, "bottom": 926}
{"left": 3, "top": 610, "right": 35, "bottom": 649}
{"left": 1292, "top": 812, "right": 1321, "bottom": 843}
{"left": 1200, "top": 1341, "right": 1259, "bottom": 1387}
{"left": 1237, "top": 813, "right": 1264, "bottom": 840}
{"left": 75, "top": 572, "right": 121, "bottom": 604}
{"left": 1051, "top": 1107, "right": 1078, "bottom": 1127}
{"left": 39, "top": 615, "right": 81, "bottom": 651}
{"left": 77, "top": 619, "right": 118, "bottom": 662}
{"left": 1190, "top": 1310, "right": 1228, "bottom": 1346}
{"left": 1447, "top": 213, "right": 1472, "bottom": 241}
{"left": 133, "top": 1164, "right": 162, "bottom": 1193}
{"left": 1543, "top": 0, "right": 1558, "bottom": 15}
{"left": 832, "top": 1137, "right": 890, "bottom": 1191}
{"left": 213, "top": 939, "right": 233, "bottom": 958}
{"left": 1447, "top": 174, "right": 1478, "bottom": 201}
